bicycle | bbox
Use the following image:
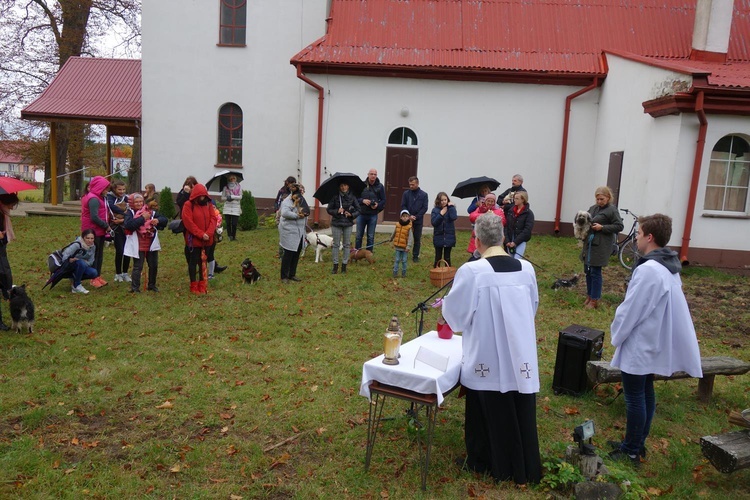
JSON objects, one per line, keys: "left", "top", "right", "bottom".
{"left": 614, "top": 208, "right": 640, "bottom": 270}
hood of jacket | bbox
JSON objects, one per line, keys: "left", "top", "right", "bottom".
{"left": 188, "top": 184, "right": 209, "bottom": 201}
{"left": 88, "top": 176, "right": 110, "bottom": 197}
{"left": 635, "top": 247, "right": 681, "bottom": 274}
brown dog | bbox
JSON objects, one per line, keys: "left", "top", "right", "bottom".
{"left": 349, "top": 248, "right": 375, "bottom": 264}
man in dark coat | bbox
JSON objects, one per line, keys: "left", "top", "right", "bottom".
{"left": 355, "top": 169, "right": 386, "bottom": 252}
{"left": 498, "top": 174, "right": 527, "bottom": 213}
{"left": 401, "top": 176, "right": 429, "bottom": 262}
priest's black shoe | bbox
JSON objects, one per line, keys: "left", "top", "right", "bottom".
{"left": 215, "top": 264, "right": 227, "bottom": 274}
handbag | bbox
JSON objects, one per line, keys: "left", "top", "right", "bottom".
{"left": 429, "top": 259, "right": 456, "bottom": 287}
{"left": 168, "top": 218, "right": 185, "bottom": 234}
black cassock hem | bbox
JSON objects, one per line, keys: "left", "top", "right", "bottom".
{"left": 464, "top": 388, "right": 542, "bottom": 484}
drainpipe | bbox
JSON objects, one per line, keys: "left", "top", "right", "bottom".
{"left": 680, "top": 91, "right": 708, "bottom": 265}
{"left": 296, "top": 65, "right": 324, "bottom": 224}
{"left": 554, "top": 77, "right": 600, "bottom": 233}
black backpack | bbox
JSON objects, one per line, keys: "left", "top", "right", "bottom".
{"left": 47, "top": 241, "right": 82, "bottom": 272}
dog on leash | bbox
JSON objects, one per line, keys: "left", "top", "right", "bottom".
{"left": 241, "top": 259, "right": 262, "bottom": 284}
{"left": 304, "top": 231, "right": 338, "bottom": 263}
{"left": 573, "top": 211, "right": 592, "bottom": 244}
{"left": 9, "top": 284, "right": 34, "bottom": 334}
{"left": 349, "top": 248, "right": 375, "bottom": 264}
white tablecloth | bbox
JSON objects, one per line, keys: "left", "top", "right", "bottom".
{"left": 360, "top": 330, "right": 463, "bottom": 406}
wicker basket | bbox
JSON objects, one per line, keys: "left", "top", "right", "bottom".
{"left": 429, "top": 259, "right": 456, "bottom": 287}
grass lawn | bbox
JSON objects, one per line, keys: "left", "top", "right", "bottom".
{"left": 0, "top": 215, "right": 748, "bottom": 498}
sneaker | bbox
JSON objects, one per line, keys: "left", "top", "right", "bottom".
{"left": 608, "top": 440, "right": 646, "bottom": 459}
{"left": 114, "top": 274, "right": 124, "bottom": 282}
{"left": 71, "top": 284, "right": 89, "bottom": 294}
{"left": 208, "top": 274, "right": 214, "bottom": 280}
{"left": 122, "top": 274, "right": 132, "bottom": 283}
{"left": 413, "top": 257, "right": 420, "bottom": 263}
{"left": 608, "top": 449, "right": 641, "bottom": 467}
{"left": 90, "top": 277, "right": 104, "bottom": 288}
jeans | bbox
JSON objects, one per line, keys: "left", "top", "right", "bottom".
{"left": 355, "top": 214, "right": 378, "bottom": 252}
{"left": 620, "top": 372, "right": 655, "bottom": 457}
{"left": 331, "top": 225, "right": 352, "bottom": 264}
{"left": 71, "top": 259, "right": 98, "bottom": 287}
{"left": 585, "top": 265, "right": 603, "bottom": 299}
{"left": 513, "top": 241, "right": 526, "bottom": 260}
{"left": 412, "top": 222, "right": 423, "bottom": 259}
{"left": 393, "top": 249, "right": 408, "bottom": 275}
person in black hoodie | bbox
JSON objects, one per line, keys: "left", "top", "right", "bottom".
{"left": 355, "top": 169, "right": 386, "bottom": 252}
{"left": 327, "top": 181, "right": 360, "bottom": 274}
{"left": 504, "top": 191, "right": 535, "bottom": 259}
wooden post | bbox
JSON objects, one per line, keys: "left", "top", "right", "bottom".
{"left": 50, "top": 122, "right": 58, "bottom": 205}
{"left": 698, "top": 375, "right": 715, "bottom": 404}
{"left": 701, "top": 430, "right": 750, "bottom": 473}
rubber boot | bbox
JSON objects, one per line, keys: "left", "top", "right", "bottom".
{"left": 190, "top": 281, "right": 200, "bottom": 295}
{"left": 341, "top": 264, "right": 347, "bottom": 274}
{"left": 198, "top": 280, "right": 208, "bottom": 294}
{"left": 332, "top": 264, "right": 338, "bottom": 275}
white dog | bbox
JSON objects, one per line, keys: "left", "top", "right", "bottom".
{"left": 304, "top": 231, "right": 339, "bottom": 263}
{"left": 573, "top": 210, "right": 592, "bottom": 245}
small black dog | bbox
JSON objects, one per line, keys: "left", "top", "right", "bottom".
{"left": 241, "top": 259, "right": 261, "bottom": 284}
{"left": 551, "top": 274, "right": 579, "bottom": 290}
{"left": 9, "top": 284, "right": 35, "bottom": 334}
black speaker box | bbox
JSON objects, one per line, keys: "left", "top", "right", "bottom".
{"left": 552, "top": 324, "right": 604, "bottom": 396}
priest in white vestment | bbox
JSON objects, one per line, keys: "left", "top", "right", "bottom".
{"left": 608, "top": 213, "right": 702, "bottom": 465}
{"left": 443, "top": 212, "right": 542, "bottom": 484}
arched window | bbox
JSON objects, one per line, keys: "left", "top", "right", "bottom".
{"left": 388, "top": 127, "right": 418, "bottom": 146}
{"left": 219, "top": 0, "right": 247, "bottom": 46}
{"left": 704, "top": 135, "right": 750, "bottom": 213}
{"left": 217, "top": 103, "right": 243, "bottom": 166}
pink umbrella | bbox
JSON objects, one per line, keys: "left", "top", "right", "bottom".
{"left": 0, "top": 177, "right": 36, "bottom": 195}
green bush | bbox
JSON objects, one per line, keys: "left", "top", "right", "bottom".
{"left": 238, "top": 190, "right": 258, "bottom": 230}
{"left": 159, "top": 186, "right": 176, "bottom": 219}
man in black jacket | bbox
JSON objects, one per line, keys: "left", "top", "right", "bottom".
{"left": 401, "top": 176, "right": 429, "bottom": 262}
{"left": 355, "top": 169, "right": 386, "bottom": 252}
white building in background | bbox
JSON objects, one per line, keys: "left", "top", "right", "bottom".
{"left": 142, "top": 0, "right": 750, "bottom": 266}
{"left": 142, "top": 0, "right": 329, "bottom": 203}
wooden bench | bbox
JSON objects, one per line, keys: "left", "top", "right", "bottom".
{"left": 586, "top": 356, "right": 750, "bottom": 404}
{"left": 701, "top": 430, "right": 750, "bottom": 473}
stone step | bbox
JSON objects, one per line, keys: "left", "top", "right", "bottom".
{"left": 25, "top": 209, "right": 80, "bottom": 217}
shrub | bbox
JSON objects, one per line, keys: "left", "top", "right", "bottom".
{"left": 159, "top": 186, "right": 176, "bottom": 219}
{"left": 238, "top": 190, "right": 258, "bottom": 230}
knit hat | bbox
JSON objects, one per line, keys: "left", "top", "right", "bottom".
{"left": 400, "top": 209, "right": 410, "bottom": 216}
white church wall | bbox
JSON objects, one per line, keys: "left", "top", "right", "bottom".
{"left": 690, "top": 114, "right": 750, "bottom": 251}
{"left": 142, "top": 0, "right": 328, "bottom": 197}
{"left": 302, "top": 74, "right": 598, "bottom": 223}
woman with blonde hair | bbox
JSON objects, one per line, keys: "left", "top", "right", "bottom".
{"left": 581, "top": 186, "right": 623, "bottom": 309}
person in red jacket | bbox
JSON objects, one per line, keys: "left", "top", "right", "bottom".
{"left": 181, "top": 184, "right": 216, "bottom": 294}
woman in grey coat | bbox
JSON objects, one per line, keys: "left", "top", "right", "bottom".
{"left": 278, "top": 184, "right": 308, "bottom": 282}
{"left": 581, "top": 186, "right": 623, "bottom": 309}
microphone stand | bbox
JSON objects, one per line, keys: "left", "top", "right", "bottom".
{"left": 410, "top": 278, "right": 453, "bottom": 337}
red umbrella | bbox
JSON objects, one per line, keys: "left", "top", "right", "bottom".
{"left": 0, "top": 177, "right": 36, "bottom": 195}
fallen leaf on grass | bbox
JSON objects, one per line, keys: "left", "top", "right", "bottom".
{"left": 315, "top": 427, "right": 326, "bottom": 436}
{"left": 155, "top": 401, "right": 173, "bottom": 409}
{"left": 269, "top": 453, "right": 290, "bottom": 469}
{"left": 564, "top": 407, "right": 580, "bottom": 415}
{"left": 170, "top": 464, "right": 181, "bottom": 473}
{"left": 88, "top": 355, "right": 96, "bottom": 361}
{"left": 221, "top": 426, "right": 229, "bottom": 434}
{"left": 220, "top": 412, "right": 234, "bottom": 420}
{"left": 229, "top": 495, "right": 243, "bottom": 500}
{"left": 226, "top": 445, "right": 238, "bottom": 456}
{"left": 71, "top": 438, "right": 79, "bottom": 446}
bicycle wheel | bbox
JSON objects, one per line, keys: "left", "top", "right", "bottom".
{"left": 619, "top": 237, "right": 639, "bottom": 270}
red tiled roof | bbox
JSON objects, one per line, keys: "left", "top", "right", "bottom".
{"left": 293, "top": 0, "right": 750, "bottom": 84}
{"left": 21, "top": 57, "right": 141, "bottom": 123}
{"left": 607, "top": 49, "right": 750, "bottom": 89}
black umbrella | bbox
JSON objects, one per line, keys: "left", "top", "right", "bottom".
{"left": 313, "top": 172, "right": 366, "bottom": 203}
{"left": 43, "top": 260, "right": 74, "bottom": 290}
{"left": 205, "top": 170, "right": 244, "bottom": 192}
{"left": 451, "top": 176, "right": 501, "bottom": 199}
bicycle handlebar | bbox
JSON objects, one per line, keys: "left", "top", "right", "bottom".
{"left": 620, "top": 208, "right": 638, "bottom": 218}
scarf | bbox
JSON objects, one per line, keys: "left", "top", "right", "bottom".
{"left": 78, "top": 236, "right": 94, "bottom": 251}
{"left": 513, "top": 204, "right": 525, "bottom": 217}
{"left": 227, "top": 181, "right": 241, "bottom": 197}
{"left": 1, "top": 204, "right": 14, "bottom": 243}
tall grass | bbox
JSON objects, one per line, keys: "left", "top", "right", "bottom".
{"left": 0, "top": 216, "right": 747, "bottom": 498}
